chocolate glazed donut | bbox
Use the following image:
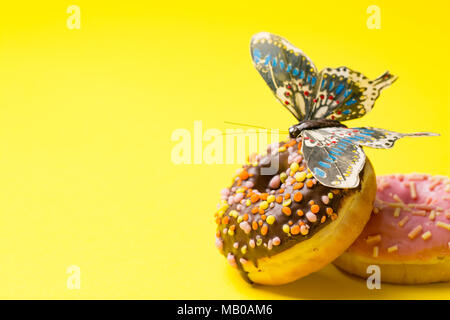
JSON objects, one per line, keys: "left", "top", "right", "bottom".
{"left": 214, "top": 126, "right": 376, "bottom": 285}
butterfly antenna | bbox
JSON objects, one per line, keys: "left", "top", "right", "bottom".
{"left": 222, "top": 121, "right": 288, "bottom": 135}
{"left": 224, "top": 121, "right": 269, "bottom": 130}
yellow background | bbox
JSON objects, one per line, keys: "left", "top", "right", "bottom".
{"left": 0, "top": 1, "right": 449, "bottom": 299}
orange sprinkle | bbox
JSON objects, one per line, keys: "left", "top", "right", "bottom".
{"left": 215, "top": 217, "right": 221, "bottom": 225}
{"left": 252, "top": 221, "right": 258, "bottom": 230}
{"left": 250, "top": 194, "right": 260, "bottom": 203}
{"left": 258, "top": 220, "right": 263, "bottom": 226}
{"left": 251, "top": 207, "right": 259, "bottom": 214}
{"left": 288, "top": 220, "right": 293, "bottom": 225}
{"left": 276, "top": 195, "right": 283, "bottom": 203}
{"left": 284, "top": 193, "right": 291, "bottom": 200}
{"left": 311, "top": 204, "right": 320, "bottom": 214}
{"left": 261, "top": 214, "right": 266, "bottom": 221}
{"left": 293, "top": 192, "right": 303, "bottom": 202}
{"left": 229, "top": 225, "right": 236, "bottom": 231}
{"left": 299, "top": 166, "right": 305, "bottom": 171}
{"left": 297, "top": 209, "right": 304, "bottom": 216}
{"left": 261, "top": 225, "right": 268, "bottom": 236}
{"left": 293, "top": 182, "right": 304, "bottom": 190}
{"left": 259, "top": 208, "right": 265, "bottom": 215}
{"left": 326, "top": 207, "right": 333, "bottom": 215}
{"left": 239, "top": 170, "right": 249, "bottom": 180}
{"left": 237, "top": 179, "right": 242, "bottom": 186}
{"left": 291, "top": 225, "right": 300, "bottom": 235}
{"left": 299, "top": 221, "right": 305, "bottom": 226}
{"left": 260, "top": 193, "right": 268, "bottom": 201}
{"left": 306, "top": 180, "right": 314, "bottom": 188}
{"left": 321, "top": 216, "right": 326, "bottom": 223}
{"left": 243, "top": 213, "right": 249, "bottom": 221}
{"left": 216, "top": 231, "right": 221, "bottom": 237}
{"left": 332, "top": 189, "right": 340, "bottom": 194}
{"left": 222, "top": 216, "right": 230, "bottom": 225}
{"left": 282, "top": 207, "right": 292, "bottom": 216}
{"left": 288, "top": 139, "right": 296, "bottom": 147}
{"left": 279, "top": 188, "right": 285, "bottom": 194}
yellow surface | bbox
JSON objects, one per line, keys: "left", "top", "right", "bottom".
{"left": 0, "top": 1, "right": 449, "bottom": 299}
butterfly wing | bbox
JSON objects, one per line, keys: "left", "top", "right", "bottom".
{"left": 308, "top": 67, "right": 397, "bottom": 121}
{"left": 301, "top": 128, "right": 366, "bottom": 188}
{"left": 316, "top": 127, "right": 439, "bottom": 149}
{"left": 302, "top": 127, "right": 439, "bottom": 188}
{"left": 250, "top": 32, "right": 318, "bottom": 121}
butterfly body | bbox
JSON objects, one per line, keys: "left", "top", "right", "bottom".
{"left": 288, "top": 119, "right": 346, "bottom": 139}
{"left": 251, "top": 32, "right": 438, "bottom": 189}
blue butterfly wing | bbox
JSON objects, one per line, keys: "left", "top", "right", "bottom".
{"left": 318, "top": 127, "right": 439, "bottom": 149}
{"left": 301, "top": 128, "right": 366, "bottom": 188}
{"left": 250, "top": 32, "right": 318, "bottom": 121}
{"left": 309, "top": 68, "right": 397, "bottom": 121}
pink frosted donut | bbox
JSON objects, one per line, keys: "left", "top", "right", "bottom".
{"left": 334, "top": 173, "right": 450, "bottom": 284}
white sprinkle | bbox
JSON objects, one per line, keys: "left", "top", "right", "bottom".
{"left": 421, "top": 231, "right": 432, "bottom": 240}
{"left": 429, "top": 210, "right": 436, "bottom": 221}
{"left": 393, "top": 194, "right": 404, "bottom": 203}
{"left": 373, "top": 246, "right": 379, "bottom": 258}
{"left": 306, "top": 211, "right": 317, "bottom": 222}
{"left": 239, "top": 221, "right": 251, "bottom": 234}
{"left": 408, "top": 225, "right": 423, "bottom": 239}
{"left": 300, "top": 225, "right": 309, "bottom": 235}
{"left": 387, "top": 245, "right": 398, "bottom": 253}
{"left": 233, "top": 193, "right": 244, "bottom": 203}
{"left": 412, "top": 204, "right": 434, "bottom": 211}
{"left": 398, "top": 216, "right": 410, "bottom": 227}
{"left": 393, "top": 208, "right": 401, "bottom": 218}
{"left": 272, "top": 237, "right": 281, "bottom": 246}
{"left": 436, "top": 221, "right": 450, "bottom": 231}
{"left": 366, "top": 234, "right": 382, "bottom": 245}
{"left": 409, "top": 182, "right": 417, "bottom": 200}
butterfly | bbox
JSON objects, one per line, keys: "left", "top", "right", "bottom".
{"left": 250, "top": 32, "right": 438, "bottom": 188}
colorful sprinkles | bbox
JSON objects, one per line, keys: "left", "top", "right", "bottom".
{"left": 214, "top": 138, "right": 345, "bottom": 269}
{"left": 356, "top": 174, "right": 450, "bottom": 258}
